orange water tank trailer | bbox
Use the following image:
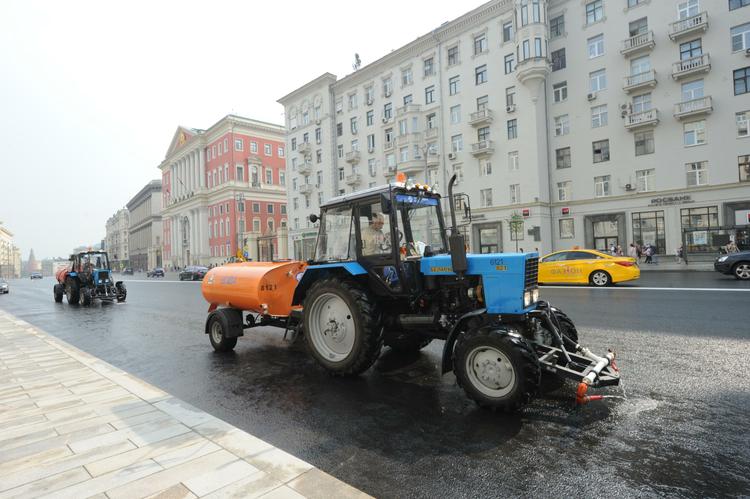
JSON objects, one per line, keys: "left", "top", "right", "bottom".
{"left": 55, "top": 268, "right": 69, "bottom": 284}
{"left": 201, "top": 261, "right": 307, "bottom": 317}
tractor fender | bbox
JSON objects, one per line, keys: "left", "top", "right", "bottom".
{"left": 441, "top": 308, "right": 488, "bottom": 374}
{"left": 292, "top": 262, "right": 367, "bottom": 306}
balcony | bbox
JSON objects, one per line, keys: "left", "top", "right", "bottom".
{"left": 425, "top": 151, "right": 440, "bottom": 167}
{"left": 469, "top": 109, "right": 494, "bottom": 127}
{"left": 298, "top": 184, "right": 314, "bottom": 195}
{"left": 470, "top": 139, "right": 495, "bottom": 157}
{"left": 384, "top": 140, "right": 394, "bottom": 152}
{"left": 396, "top": 104, "right": 421, "bottom": 116}
{"left": 669, "top": 12, "right": 708, "bottom": 41}
{"left": 623, "top": 70, "right": 657, "bottom": 93}
{"left": 424, "top": 127, "right": 439, "bottom": 140}
{"left": 345, "top": 151, "right": 361, "bottom": 164}
{"left": 621, "top": 31, "right": 655, "bottom": 56}
{"left": 625, "top": 109, "right": 659, "bottom": 130}
{"left": 297, "top": 162, "right": 312, "bottom": 175}
{"left": 674, "top": 96, "right": 713, "bottom": 120}
{"left": 396, "top": 133, "right": 422, "bottom": 147}
{"left": 298, "top": 142, "right": 312, "bottom": 156}
{"left": 672, "top": 53, "right": 711, "bottom": 80}
{"left": 345, "top": 173, "right": 362, "bottom": 186}
{"left": 385, "top": 165, "right": 398, "bottom": 177}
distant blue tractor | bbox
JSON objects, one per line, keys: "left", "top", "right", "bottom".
{"left": 54, "top": 251, "right": 126, "bottom": 306}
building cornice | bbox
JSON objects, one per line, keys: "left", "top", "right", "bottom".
{"left": 278, "top": 73, "right": 337, "bottom": 105}
{"left": 202, "top": 115, "right": 285, "bottom": 145}
{"left": 126, "top": 180, "right": 162, "bottom": 210}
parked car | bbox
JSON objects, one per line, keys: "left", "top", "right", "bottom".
{"left": 0, "top": 279, "right": 8, "bottom": 294}
{"left": 122, "top": 267, "right": 134, "bottom": 275}
{"left": 179, "top": 266, "right": 208, "bottom": 281}
{"left": 714, "top": 250, "right": 750, "bottom": 280}
{"left": 538, "top": 249, "right": 640, "bottom": 287}
{"left": 146, "top": 267, "right": 165, "bottom": 278}
{"left": 30, "top": 272, "right": 43, "bottom": 279}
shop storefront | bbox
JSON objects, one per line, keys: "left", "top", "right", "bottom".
{"left": 632, "top": 210, "right": 666, "bottom": 254}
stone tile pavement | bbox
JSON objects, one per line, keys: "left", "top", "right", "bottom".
{"left": 0, "top": 311, "right": 371, "bottom": 499}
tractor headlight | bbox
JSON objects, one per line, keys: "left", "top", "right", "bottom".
{"left": 523, "top": 291, "right": 532, "bottom": 308}
{"left": 532, "top": 288, "right": 539, "bottom": 303}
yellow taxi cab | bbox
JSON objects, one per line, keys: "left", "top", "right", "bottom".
{"left": 538, "top": 249, "right": 640, "bottom": 287}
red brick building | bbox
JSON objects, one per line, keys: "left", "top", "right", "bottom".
{"left": 159, "top": 115, "right": 287, "bottom": 267}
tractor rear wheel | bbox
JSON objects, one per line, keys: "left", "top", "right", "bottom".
{"left": 81, "top": 288, "right": 92, "bottom": 306}
{"left": 384, "top": 333, "right": 432, "bottom": 353}
{"left": 539, "top": 309, "right": 579, "bottom": 391}
{"left": 65, "top": 279, "right": 80, "bottom": 305}
{"left": 116, "top": 282, "right": 127, "bottom": 302}
{"left": 454, "top": 327, "right": 540, "bottom": 411}
{"left": 303, "top": 278, "right": 382, "bottom": 376}
{"left": 207, "top": 309, "right": 239, "bottom": 352}
{"left": 53, "top": 284, "right": 64, "bottom": 303}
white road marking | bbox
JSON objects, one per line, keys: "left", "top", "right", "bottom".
{"left": 543, "top": 286, "right": 750, "bottom": 292}
{"left": 121, "top": 279, "right": 200, "bottom": 284}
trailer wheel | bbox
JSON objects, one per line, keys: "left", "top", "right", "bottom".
{"left": 589, "top": 270, "right": 611, "bottom": 287}
{"left": 454, "top": 327, "right": 540, "bottom": 411}
{"left": 65, "top": 279, "right": 80, "bottom": 305}
{"left": 207, "top": 310, "right": 239, "bottom": 352}
{"left": 81, "top": 288, "right": 92, "bottom": 306}
{"left": 384, "top": 333, "right": 432, "bottom": 353}
{"left": 303, "top": 278, "right": 382, "bottom": 376}
{"left": 53, "top": 284, "right": 64, "bottom": 303}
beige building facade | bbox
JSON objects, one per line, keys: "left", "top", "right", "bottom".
{"left": 279, "top": 0, "right": 750, "bottom": 259}
{"left": 0, "top": 223, "right": 22, "bottom": 278}
{"left": 127, "top": 180, "right": 163, "bottom": 271}
{"left": 105, "top": 208, "right": 129, "bottom": 270}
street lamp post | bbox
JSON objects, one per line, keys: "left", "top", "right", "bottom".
{"left": 234, "top": 193, "right": 245, "bottom": 260}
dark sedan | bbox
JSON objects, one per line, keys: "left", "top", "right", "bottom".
{"left": 0, "top": 279, "right": 8, "bottom": 294}
{"left": 714, "top": 250, "right": 750, "bottom": 280}
{"left": 146, "top": 267, "right": 165, "bottom": 278}
{"left": 30, "top": 272, "right": 43, "bottom": 279}
{"left": 122, "top": 267, "right": 134, "bottom": 275}
{"left": 179, "top": 266, "right": 208, "bottom": 281}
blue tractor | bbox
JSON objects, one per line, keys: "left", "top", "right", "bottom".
{"left": 54, "top": 251, "right": 126, "bottom": 306}
{"left": 204, "top": 175, "right": 619, "bottom": 411}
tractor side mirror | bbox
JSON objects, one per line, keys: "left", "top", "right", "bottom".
{"left": 453, "top": 193, "right": 472, "bottom": 224}
{"left": 308, "top": 214, "right": 319, "bottom": 224}
{"left": 380, "top": 193, "right": 392, "bottom": 214}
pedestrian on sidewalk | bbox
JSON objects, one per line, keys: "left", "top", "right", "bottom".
{"left": 675, "top": 245, "right": 685, "bottom": 264}
{"left": 616, "top": 245, "right": 623, "bottom": 256}
{"left": 644, "top": 244, "right": 653, "bottom": 264}
{"left": 628, "top": 243, "right": 638, "bottom": 259}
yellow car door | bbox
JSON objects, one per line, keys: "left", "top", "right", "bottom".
{"left": 564, "top": 251, "right": 597, "bottom": 284}
{"left": 538, "top": 252, "right": 569, "bottom": 283}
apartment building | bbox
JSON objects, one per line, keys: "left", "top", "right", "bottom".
{"left": 159, "top": 115, "right": 287, "bottom": 267}
{"left": 105, "top": 208, "right": 129, "bottom": 270}
{"left": 279, "top": 0, "right": 750, "bottom": 260}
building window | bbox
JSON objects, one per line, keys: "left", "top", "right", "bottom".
{"left": 504, "top": 54, "right": 515, "bottom": 74}
{"left": 588, "top": 34, "right": 604, "bottom": 58}
{"left": 502, "top": 21, "right": 514, "bottom": 42}
{"left": 678, "top": 0, "right": 699, "bottom": 20}
{"left": 278, "top": 146, "right": 284, "bottom": 157}
{"left": 449, "top": 75, "right": 460, "bottom": 95}
{"left": 399, "top": 146, "right": 409, "bottom": 162}
{"left": 236, "top": 165, "right": 244, "bottom": 181}
{"left": 737, "top": 111, "right": 750, "bottom": 137}
{"left": 632, "top": 92, "right": 652, "bottom": 113}
{"left": 266, "top": 204, "right": 274, "bottom": 214}
{"left": 234, "top": 139, "right": 243, "bottom": 151}
{"left": 680, "top": 39, "right": 702, "bottom": 60}
{"left": 733, "top": 23, "right": 750, "bottom": 54}
{"left": 315, "top": 128, "right": 322, "bottom": 144}
{"left": 383, "top": 103, "right": 392, "bottom": 120}
{"left": 628, "top": 0, "right": 644, "bottom": 7}
{"left": 447, "top": 45, "right": 459, "bottom": 66}
{"left": 636, "top": 169, "right": 655, "bottom": 192}
{"left": 368, "top": 158, "right": 377, "bottom": 177}
{"left": 686, "top": 161, "right": 708, "bottom": 186}
{"left": 682, "top": 79, "right": 704, "bottom": 102}
{"left": 451, "top": 134, "right": 463, "bottom": 152}
{"left": 477, "top": 126, "right": 490, "bottom": 142}
{"left": 550, "top": 14, "right": 564, "bottom": 39}
{"left": 476, "top": 95, "right": 489, "bottom": 112}
{"left": 223, "top": 138, "right": 228, "bottom": 153}
{"left": 635, "top": 130, "right": 655, "bottom": 156}
{"left": 450, "top": 105, "right": 461, "bottom": 124}
{"left": 264, "top": 144, "right": 271, "bottom": 156}
{"left": 480, "top": 158, "right": 492, "bottom": 176}
{"left": 337, "top": 144, "right": 343, "bottom": 158}
{"left": 316, "top": 150, "right": 322, "bottom": 163}
{"left": 401, "top": 67, "right": 413, "bottom": 87}
{"left": 591, "top": 105, "right": 608, "bottom": 128}
{"left": 337, "top": 123, "right": 343, "bottom": 137}
{"left": 739, "top": 155, "right": 750, "bottom": 181}
{"left": 398, "top": 119, "right": 408, "bottom": 136}
{"left": 554, "top": 115, "right": 570, "bottom": 136}
{"left": 252, "top": 203, "right": 260, "bottom": 213}
{"left": 279, "top": 171, "right": 286, "bottom": 186}
{"left": 684, "top": 120, "right": 706, "bottom": 146}
{"left": 367, "top": 134, "right": 375, "bottom": 152}
{"left": 383, "top": 78, "right": 393, "bottom": 97}
{"left": 589, "top": 69, "right": 606, "bottom": 92}
{"left": 366, "top": 110, "right": 374, "bottom": 127}
{"left": 350, "top": 117, "right": 358, "bottom": 134}
{"left": 632, "top": 211, "right": 665, "bottom": 253}
{"left": 736, "top": 66, "right": 750, "bottom": 95}
{"left": 423, "top": 57, "right": 434, "bottom": 77}
{"left": 509, "top": 184, "right": 520, "bottom": 204}
{"left": 592, "top": 139, "right": 610, "bottom": 163}
{"left": 475, "top": 65, "right": 488, "bottom": 85}
{"left": 507, "top": 119, "right": 518, "bottom": 139}
{"left": 594, "top": 175, "right": 610, "bottom": 197}
{"left": 586, "top": 0, "right": 603, "bottom": 25}
{"left": 681, "top": 205, "right": 718, "bottom": 230}
{"left": 553, "top": 81, "right": 567, "bottom": 102}
{"left": 403, "top": 94, "right": 413, "bottom": 106}
{"left": 556, "top": 147, "right": 571, "bottom": 169}
{"left": 731, "top": 0, "right": 750, "bottom": 10}
{"left": 551, "top": 48, "right": 566, "bottom": 71}
{"left": 557, "top": 181, "right": 571, "bottom": 202}
{"left": 480, "top": 188, "right": 493, "bottom": 207}
{"left": 425, "top": 85, "right": 435, "bottom": 104}
{"left": 426, "top": 113, "right": 437, "bottom": 128}
{"left": 474, "top": 33, "right": 488, "bottom": 55}
{"left": 559, "top": 219, "right": 574, "bottom": 239}
{"left": 629, "top": 17, "right": 648, "bottom": 37}
{"left": 505, "top": 87, "right": 516, "bottom": 107}
{"left": 265, "top": 168, "right": 273, "bottom": 184}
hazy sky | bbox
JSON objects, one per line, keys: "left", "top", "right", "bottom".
{"left": 0, "top": 0, "right": 482, "bottom": 259}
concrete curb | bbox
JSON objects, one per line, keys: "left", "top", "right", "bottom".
{"left": 0, "top": 311, "right": 371, "bottom": 499}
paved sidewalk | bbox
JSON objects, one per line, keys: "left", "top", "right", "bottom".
{"left": 0, "top": 311, "right": 370, "bottom": 499}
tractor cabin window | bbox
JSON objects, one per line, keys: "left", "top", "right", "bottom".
{"left": 360, "top": 202, "right": 393, "bottom": 256}
{"left": 395, "top": 194, "right": 446, "bottom": 257}
{"left": 315, "top": 206, "right": 354, "bottom": 262}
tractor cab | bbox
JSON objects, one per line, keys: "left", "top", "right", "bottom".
{"left": 311, "top": 181, "right": 450, "bottom": 297}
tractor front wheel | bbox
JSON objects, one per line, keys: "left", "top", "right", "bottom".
{"left": 303, "top": 278, "right": 382, "bottom": 376}
{"left": 81, "top": 288, "right": 92, "bottom": 306}
{"left": 454, "top": 327, "right": 540, "bottom": 412}
{"left": 53, "top": 284, "right": 64, "bottom": 303}
{"left": 65, "top": 279, "right": 80, "bottom": 305}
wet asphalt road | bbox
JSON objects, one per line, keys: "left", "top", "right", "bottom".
{"left": 1, "top": 272, "right": 749, "bottom": 498}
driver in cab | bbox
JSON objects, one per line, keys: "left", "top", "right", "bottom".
{"left": 362, "top": 213, "right": 389, "bottom": 255}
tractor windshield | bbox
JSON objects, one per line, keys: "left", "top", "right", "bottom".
{"left": 395, "top": 194, "right": 446, "bottom": 257}
{"left": 80, "top": 253, "right": 110, "bottom": 271}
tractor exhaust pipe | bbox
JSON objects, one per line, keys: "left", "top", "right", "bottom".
{"left": 447, "top": 175, "right": 468, "bottom": 279}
